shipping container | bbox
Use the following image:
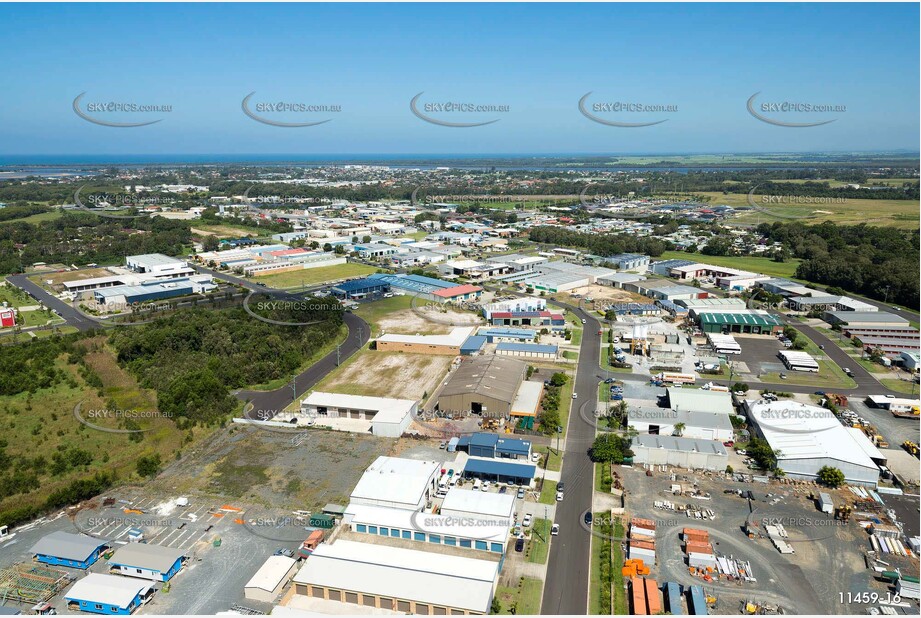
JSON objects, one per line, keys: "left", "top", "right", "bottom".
{"left": 688, "top": 585, "right": 708, "bottom": 616}
{"left": 644, "top": 578, "right": 662, "bottom": 615}
{"left": 631, "top": 578, "right": 648, "bottom": 615}
{"left": 665, "top": 582, "right": 683, "bottom": 615}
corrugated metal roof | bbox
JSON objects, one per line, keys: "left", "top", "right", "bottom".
{"left": 30, "top": 531, "right": 106, "bottom": 561}
{"left": 108, "top": 543, "right": 185, "bottom": 573}
{"left": 463, "top": 457, "right": 536, "bottom": 479}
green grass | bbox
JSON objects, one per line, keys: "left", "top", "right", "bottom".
{"left": 526, "top": 518, "right": 552, "bottom": 564}
{"left": 558, "top": 375, "right": 574, "bottom": 438}
{"left": 611, "top": 518, "right": 628, "bottom": 615}
{"left": 495, "top": 577, "right": 543, "bottom": 615}
{"left": 16, "top": 309, "right": 64, "bottom": 328}
{"left": 880, "top": 379, "right": 919, "bottom": 395}
{"left": 0, "top": 282, "right": 39, "bottom": 309}
{"left": 760, "top": 360, "right": 856, "bottom": 389}
{"left": 538, "top": 479, "right": 558, "bottom": 505}
{"left": 563, "top": 350, "right": 579, "bottom": 360}
{"left": 249, "top": 262, "right": 379, "bottom": 289}
{"left": 0, "top": 209, "right": 64, "bottom": 225}
{"left": 569, "top": 328, "right": 583, "bottom": 346}
{"left": 589, "top": 510, "right": 614, "bottom": 615}
{"left": 601, "top": 346, "right": 633, "bottom": 373}
{"left": 352, "top": 295, "right": 414, "bottom": 335}
{"left": 534, "top": 445, "right": 562, "bottom": 471}
{"left": 659, "top": 250, "right": 802, "bottom": 279}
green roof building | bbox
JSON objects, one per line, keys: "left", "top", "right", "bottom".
{"left": 698, "top": 311, "right": 784, "bottom": 335}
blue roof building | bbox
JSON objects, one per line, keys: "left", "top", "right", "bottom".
{"left": 465, "top": 432, "right": 532, "bottom": 460}
{"left": 463, "top": 457, "right": 536, "bottom": 484}
{"left": 480, "top": 328, "right": 536, "bottom": 343}
{"left": 495, "top": 342, "right": 559, "bottom": 359}
{"left": 330, "top": 278, "right": 389, "bottom": 299}
{"left": 460, "top": 335, "right": 487, "bottom": 355}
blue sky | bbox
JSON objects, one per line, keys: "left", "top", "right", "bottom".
{"left": 0, "top": 3, "right": 917, "bottom": 157}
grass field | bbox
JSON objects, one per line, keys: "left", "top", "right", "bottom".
{"left": 0, "top": 282, "right": 40, "bottom": 308}
{"left": 659, "top": 250, "right": 803, "bottom": 279}
{"left": 248, "top": 262, "right": 378, "bottom": 289}
{"left": 352, "top": 295, "right": 414, "bottom": 334}
{"left": 526, "top": 518, "right": 552, "bottom": 564}
{"left": 191, "top": 223, "right": 271, "bottom": 238}
{"left": 539, "top": 479, "right": 558, "bottom": 505}
{"left": 495, "top": 577, "right": 543, "bottom": 615}
{"left": 879, "top": 378, "right": 919, "bottom": 395}
{"left": 0, "top": 209, "right": 65, "bottom": 225}
{"left": 691, "top": 191, "right": 918, "bottom": 229}
{"left": 534, "top": 445, "right": 562, "bottom": 471}
{"left": 589, "top": 510, "right": 614, "bottom": 615}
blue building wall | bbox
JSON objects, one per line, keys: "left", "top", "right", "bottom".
{"left": 35, "top": 546, "right": 105, "bottom": 570}
{"left": 109, "top": 556, "right": 183, "bottom": 582}
{"left": 352, "top": 523, "right": 504, "bottom": 554}
{"left": 67, "top": 595, "right": 141, "bottom": 616}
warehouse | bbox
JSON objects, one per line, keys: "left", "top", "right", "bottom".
{"left": 125, "top": 253, "right": 188, "bottom": 277}
{"left": 436, "top": 356, "right": 528, "bottom": 419}
{"left": 93, "top": 276, "right": 216, "bottom": 308}
{"left": 29, "top": 531, "right": 108, "bottom": 569}
{"left": 851, "top": 336, "right": 921, "bottom": 356}
{"left": 375, "top": 326, "right": 476, "bottom": 356}
{"left": 698, "top": 311, "right": 783, "bottom": 335}
{"left": 624, "top": 280, "right": 707, "bottom": 302}
{"left": 628, "top": 408, "right": 734, "bottom": 442}
{"left": 607, "top": 253, "right": 650, "bottom": 272}
{"left": 743, "top": 399, "right": 880, "bottom": 487}
{"left": 292, "top": 539, "right": 499, "bottom": 615}
{"left": 630, "top": 435, "right": 729, "bottom": 471}
{"left": 482, "top": 296, "right": 546, "bottom": 319}
{"left": 299, "top": 392, "right": 417, "bottom": 437}
{"left": 649, "top": 259, "right": 695, "bottom": 277}
{"left": 460, "top": 335, "right": 487, "bottom": 355}
{"left": 106, "top": 544, "right": 185, "bottom": 582}
{"left": 330, "top": 278, "right": 390, "bottom": 300}
{"left": 677, "top": 297, "right": 747, "bottom": 318}
{"left": 823, "top": 311, "right": 907, "bottom": 327}
{"left": 64, "top": 573, "right": 153, "bottom": 615}
{"left": 440, "top": 487, "right": 517, "bottom": 523}
{"left": 349, "top": 456, "right": 440, "bottom": 511}
{"left": 665, "top": 388, "right": 734, "bottom": 416}
{"left": 345, "top": 502, "right": 510, "bottom": 554}
{"left": 510, "top": 381, "right": 544, "bottom": 420}
{"left": 459, "top": 433, "right": 532, "bottom": 460}
{"left": 787, "top": 295, "right": 877, "bottom": 313}
{"left": 244, "top": 555, "right": 299, "bottom": 603}
{"left": 243, "top": 253, "right": 346, "bottom": 276}
{"left": 479, "top": 328, "right": 536, "bottom": 344}
{"left": 487, "top": 310, "right": 565, "bottom": 328}
{"left": 495, "top": 342, "right": 559, "bottom": 359}
{"left": 432, "top": 284, "right": 483, "bottom": 303}
{"left": 463, "top": 457, "right": 537, "bottom": 485}
{"left": 367, "top": 273, "right": 458, "bottom": 301}
{"left": 484, "top": 254, "right": 548, "bottom": 272}
{"left": 597, "top": 272, "right": 647, "bottom": 288}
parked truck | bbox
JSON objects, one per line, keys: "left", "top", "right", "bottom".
{"left": 655, "top": 372, "right": 696, "bottom": 385}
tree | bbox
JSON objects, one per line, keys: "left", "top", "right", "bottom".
{"left": 672, "top": 422, "right": 686, "bottom": 437}
{"left": 731, "top": 382, "right": 749, "bottom": 393}
{"left": 362, "top": 235, "right": 372, "bottom": 243}
{"left": 136, "top": 454, "right": 162, "bottom": 478}
{"left": 490, "top": 597, "right": 501, "bottom": 614}
{"left": 549, "top": 372, "right": 569, "bottom": 387}
{"left": 817, "top": 466, "right": 845, "bottom": 488}
{"left": 202, "top": 235, "right": 219, "bottom": 251}
{"left": 323, "top": 243, "right": 333, "bottom": 252}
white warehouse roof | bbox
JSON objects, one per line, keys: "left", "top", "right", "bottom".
{"left": 345, "top": 503, "right": 509, "bottom": 544}
{"left": 245, "top": 555, "right": 298, "bottom": 593}
{"left": 440, "top": 487, "right": 517, "bottom": 519}
{"left": 376, "top": 326, "right": 475, "bottom": 347}
{"left": 292, "top": 540, "right": 499, "bottom": 614}
{"left": 349, "top": 456, "right": 439, "bottom": 509}
{"left": 65, "top": 573, "right": 151, "bottom": 609}
{"left": 302, "top": 392, "right": 416, "bottom": 425}
{"left": 666, "top": 388, "right": 734, "bottom": 415}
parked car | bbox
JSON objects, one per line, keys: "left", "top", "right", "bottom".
{"left": 531, "top": 452, "right": 541, "bottom": 463}
{"left": 517, "top": 487, "right": 526, "bottom": 499}
{"left": 572, "top": 392, "right": 578, "bottom": 399}
{"left": 480, "top": 481, "right": 489, "bottom": 492}
{"left": 843, "top": 367, "right": 854, "bottom": 377}
{"left": 515, "top": 537, "right": 525, "bottom": 552}
{"left": 583, "top": 512, "right": 593, "bottom": 525}
{"left": 522, "top": 513, "right": 533, "bottom": 527}
{"left": 551, "top": 523, "right": 560, "bottom": 536}
{"left": 557, "top": 482, "right": 565, "bottom": 492}
{"left": 439, "top": 441, "right": 447, "bottom": 449}
{"left": 556, "top": 490, "right": 564, "bottom": 502}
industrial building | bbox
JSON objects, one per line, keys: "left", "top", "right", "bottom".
{"left": 624, "top": 279, "right": 708, "bottom": 302}
{"left": 432, "top": 284, "right": 484, "bottom": 303}
{"left": 375, "top": 326, "right": 476, "bottom": 355}
{"left": 485, "top": 253, "right": 548, "bottom": 272}
{"left": 291, "top": 539, "right": 499, "bottom": 615}
{"left": 366, "top": 273, "right": 469, "bottom": 302}
{"left": 479, "top": 328, "right": 536, "bottom": 344}
{"left": 677, "top": 297, "right": 747, "bottom": 318}
{"left": 665, "top": 388, "right": 735, "bottom": 415}
{"left": 486, "top": 310, "right": 565, "bottom": 328}
{"left": 607, "top": 253, "right": 650, "bottom": 272}
{"left": 628, "top": 408, "right": 734, "bottom": 442}
{"left": 330, "top": 278, "right": 390, "bottom": 300}
{"left": 64, "top": 573, "right": 153, "bottom": 615}
{"left": 29, "top": 531, "right": 108, "bottom": 569}
{"left": 509, "top": 381, "right": 544, "bottom": 420}
{"left": 125, "top": 253, "right": 189, "bottom": 277}
{"left": 436, "top": 356, "right": 528, "bottom": 419}
{"left": 743, "top": 399, "right": 880, "bottom": 487}
{"left": 440, "top": 487, "right": 517, "bottom": 523}
{"left": 106, "top": 544, "right": 185, "bottom": 582}
{"left": 698, "top": 311, "right": 783, "bottom": 334}
{"left": 299, "top": 392, "right": 417, "bottom": 438}
{"left": 630, "top": 435, "right": 729, "bottom": 471}
{"left": 823, "top": 311, "right": 907, "bottom": 327}
{"left": 786, "top": 295, "right": 877, "bottom": 313}
{"left": 349, "top": 456, "right": 440, "bottom": 511}
{"left": 243, "top": 252, "right": 346, "bottom": 277}
{"left": 596, "top": 272, "right": 647, "bottom": 288}
{"left": 462, "top": 457, "right": 537, "bottom": 485}
{"left": 345, "top": 503, "right": 509, "bottom": 554}
{"left": 458, "top": 433, "right": 532, "bottom": 460}
{"left": 481, "top": 296, "right": 546, "bottom": 319}
{"left": 495, "top": 342, "right": 559, "bottom": 359}
{"left": 244, "top": 555, "right": 299, "bottom": 603}
{"left": 93, "top": 276, "right": 216, "bottom": 308}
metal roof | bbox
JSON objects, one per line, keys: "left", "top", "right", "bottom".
{"left": 632, "top": 434, "right": 728, "bottom": 455}
{"left": 331, "top": 278, "right": 388, "bottom": 293}
{"left": 65, "top": 574, "right": 151, "bottom": 609}
{"left": 108, "top": 543, "right": 185, "bottom": 573}
{"left": 463, "top": 457, "right": 536, "bottom": 479}
{"left": 496, "top": 342, "right": 559, "bottom": 354}
{"left": 698, "top": 312, "right": 783, "bottom": 327}
{"left": 440, "top": 356, "right": 527, "bottom": 405}
{"left": 666, "top": 388, "right": 734, "bottom": 415}
{"left": 29, "top": 531, "right": 106, "bottom": 561}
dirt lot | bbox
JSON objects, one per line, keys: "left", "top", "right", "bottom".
{"left": 378, "top": 306, "right": 482, "bottom": 335}
{"left": 32, "top": 267, "right": 114, "bottom": 288}
{"left": 316, "top": 350, "right": 454, "bottom": 400}
{"left": 553, "top": 284, "right": 647, "bottom": 307}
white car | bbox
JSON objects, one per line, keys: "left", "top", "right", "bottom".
{"left": 480, "top": 481, "right": 489, "bottom": 492}
{"left": 551, "top": 523, "right": 560, "bottom": 536}
{"left": 531, "top": 452, "right": 541, "bottom": 463}
{"left": 572, "top": 392, "right": 578, "bottom": 399}
{"left": 522, "top": 513, "right": 533, "bottom": 527}
{"left": 581, "top": 319, "right": 586, "bottom": 324}
{"left": 556, "top": 490, "right": 564, "bottom": 502}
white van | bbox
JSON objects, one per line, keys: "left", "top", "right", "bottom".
{"left": 472, "top": 479, "right": 482, "bottom": 491}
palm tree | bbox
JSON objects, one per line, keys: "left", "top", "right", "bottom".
{"left": 672, "top": 422, "right": 686, "bottom": 437}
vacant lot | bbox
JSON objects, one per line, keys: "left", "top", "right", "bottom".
{"left": 316, "top": 349, "right": 453, "bottom": 400}
{"left": 555, "top": 283, "right": 647, "bottom": 307}
{"left": 692, "top": 191, "right": 918, "bottom": 229}
{"left": 252, "top": 262, "right": 378, "bottom": 289}
{"left": 191, "top": 223, "right": 268, "bottom": 238}
{"left": 377, "top": 305, "right": 483, "bottom": 335}
{"left": 34, "top": 267, "right": 114, "bottom": 288}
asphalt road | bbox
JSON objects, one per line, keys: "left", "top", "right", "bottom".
{"left": 6, "top": 272, "right": 99, "bottom": 331}
{"left": 542, "top": 306, "right": 599, "bottom": 615}
{"left": 236, "top": 310, "right": 370, "bottom": 419}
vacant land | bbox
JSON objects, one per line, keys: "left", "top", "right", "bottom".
{"left": 376, "top": 305, "right": 482, "bottom": 335}
{"left": 249, "top": 262, "right": 378, "bottom": 289}
{"left": 191, "top": 223, "right": 269, "bottom": 238}
{"left": 495, "top": 577, "right": 543, "bottom": 615}
{"left": 34, "top": 267, "right": 114, "bottom": 288}
{"left": 692, "top": 191, "right": 918, "bottom": 228}
{"left": 659, "top": 250, "right": 803, "bottom": 279}
{"left": 315, "top": 349, "right": 453, "bottom": 400}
